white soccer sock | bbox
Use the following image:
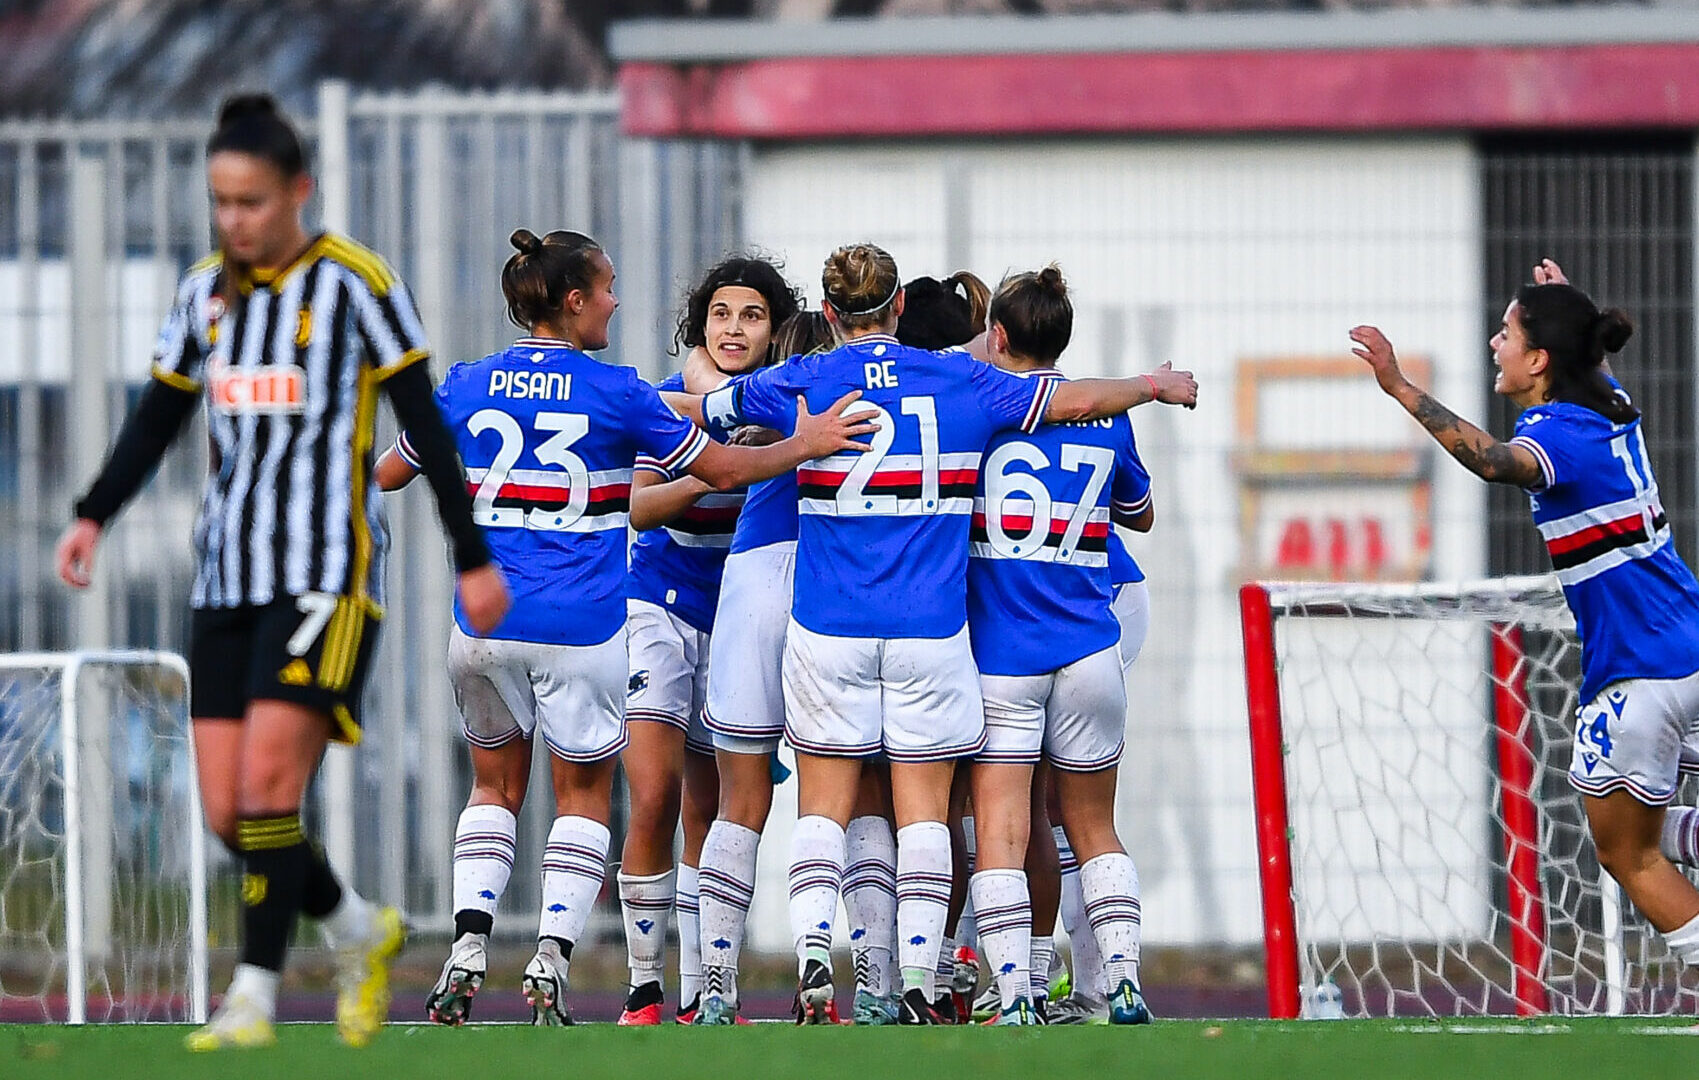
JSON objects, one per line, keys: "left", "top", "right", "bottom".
{"left": 539, "top": 816, "right": 610, "bottom": 957}
{"left": 227, "top": 962, "right": 279, "bottom": 1019}
{"left": 896, "top": 820, "right": 952, "bottom": 998}
{"left": 676, "top": 862, "right": 703, "bottom": 1005}
{"left": 789, "top": 815, "right": 846, "bottom": 974}
{"left": 1055, "top": 825, "right": 1104, "bottom": 998}
{"left": 936, "top": 935, "right": 956, "bottom": 989}
{"left": 699, "top": 820, "right": 760, "bottom": 1006}
{"left": 1661, "top": 807, "right": 1699, "bottom": 866}
{"left": 452, "top": 805, "right": 517, "bottom": 923}
{"left": 970, "top": 868, "right": 1033, "bottom": 1009}
{"left": 844, "top": 815, "right": 898, "bottom": 997}
{"left": 618, "top": 867, "right": 676, "bottom": 993}
{"left": 956, "top": 814, "right": 979, "bottom": 949}
{"left": 1030, "top": 935, "right": 1055, "bottom": 1000}
{"left": 1080, "top": 851, "right": 1143, "bottom": 989}
{"left": 1664, "top": 910, "right": 1699, "bottom": 965}
{"left": 320, "top": 883, "right": 375, "bottom": 949}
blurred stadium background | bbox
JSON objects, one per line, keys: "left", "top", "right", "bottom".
{"left": 3, "top": 0, "right": 1698, "bottom": 1020}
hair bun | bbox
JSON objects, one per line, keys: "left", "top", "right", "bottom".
{"left": 1036, "top": 264, "right": 1067, "bottom": 297}
{"left": 510, "top": 228, "right": 543, "bottom": 256}
{"left": 217, "top": 93, "right": 281, "bottom": 129}
{"left": 1594, "top": 308, "right": 1634, "bottom": 354}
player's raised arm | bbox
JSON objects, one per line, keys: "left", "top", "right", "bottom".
{"left": 1350, "top": 324, "right": 1543, "bottom": 488}
{"left": 683, "top": 391, "right": 877, "bottom": 492}
{"left": 1042, "top": 361, "right": 1199, "bottom": 423}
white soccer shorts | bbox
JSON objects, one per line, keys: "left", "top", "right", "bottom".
{"left": 783, "top": 619, "right": 986, "bottom": 762}
{"left": 703, "top": 541, "right": 795, "bottom": 755}
{"left": 1569, "top": 668, "right": 1699, "bottom": 806}
{"left": 446, "top": 623, "right": 627, "bottom": 763}
{"left": 1113, "top": 580, "right": 1150, "bottom": 671}
{"left": 978, "top": 644, "right": 1127, "bottom": 771}
{"left": 626, "top": 599, "right": 713, "bottom": 755}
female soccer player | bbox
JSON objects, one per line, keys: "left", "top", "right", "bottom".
{"left": 56, "top": 94, "right": 508, "bottom": 1051}
{"left": 966, "top": 266, "right": 1155, "bottom": 1026}
{"left": 1352, "top": 259, "right": 1699, "bottom": 975}
{"left": 380, "top": 230, "right": 871, "bottom": 1027}
{"left": 617, "top": 257, "right": 801, "bottom": 1025}
{"left": 690, "top": 308, "right": 835, "bottom": 1026}
{"left": 686, "top": 243, "right": 1197, "bottom": 1025}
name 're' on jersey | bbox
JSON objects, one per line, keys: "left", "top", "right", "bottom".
{"left": 967, "top": 370, "right": 1151, "bottom": 676}
{"left": 704, "top": 336, "right": 1055, "bottom": 639}
{"left": 1511, "top": 399, "right": 1699, "bottom": 700}
{"left": 627, "top": 373, "right": 744, "bottom": 632}
{"left": 151, "top": 234, "right": 430, "bottom": 610}
{"left": 401, "top": 339, "right": 707, "bottom": 646}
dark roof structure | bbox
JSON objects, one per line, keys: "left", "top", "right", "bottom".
{"left": 0, "top": 0, "right": 611, "bottom": 118}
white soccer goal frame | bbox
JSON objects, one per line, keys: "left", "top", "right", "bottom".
{"left": 1238, "top": 576, "right": 1636, "bottom": 1019}
{"left": 1, "top": 650, "right": 209, "bottom": 1024}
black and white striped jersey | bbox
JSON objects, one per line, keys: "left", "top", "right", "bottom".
{"left": 151, "top": 233, "right": 429, "bottom": 610}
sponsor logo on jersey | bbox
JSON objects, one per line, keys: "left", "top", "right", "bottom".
{"left": 210, "top": 359, "right": 306, "bottom": 415}
{"left": 279, "top": 658, "right": 313, "bottom": 686}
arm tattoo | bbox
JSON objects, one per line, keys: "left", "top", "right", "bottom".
{"left": 1405, "top": 387, "right": 1535, "bottom": 485}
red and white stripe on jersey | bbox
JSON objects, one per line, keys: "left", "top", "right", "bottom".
{"left": 463, "top": 465, "right": 633, "bottom": 532}
{"left": 662, "top": 491, "right": 744, "bottom": 549}
{"left": 968, "top": 497, "right": 1112, "bottom": 567}
{"left": 1536, "top": 491, "right": 1671, "bottom": 587}
{"left": 1509, "top": 435, "right": 1557, "bottom": 490}
{"left": 1022, "top": 375, "right": 1062, "bottom": 433}
{"left": 796, "top": 451, "right": 981, "bottom": 516}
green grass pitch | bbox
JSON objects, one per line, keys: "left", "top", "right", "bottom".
{"left": 2, "top": 1019, "right": 1690, "bottom": 1080}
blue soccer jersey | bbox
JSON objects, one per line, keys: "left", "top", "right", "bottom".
{"left": 400, "top": 337, "right": 708, "bottom": 646}
{"left": 626, "top": 374, "right": 743, "bottom": 632}
{"left": 967, "top": 371, "right": 1151, "bottom": 676}
{"left": 1511, "top": 398, "right": 1699, "bottom": 701}
{"left": 704, "top": 335, "right": 1056, "bottom": 639}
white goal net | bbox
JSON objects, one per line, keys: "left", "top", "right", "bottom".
{"left": 1241, "top": 576, "right": 1699, "bottom": 1018}
{"left": 0, "top": 652, "right": 208, "bottom": 1023}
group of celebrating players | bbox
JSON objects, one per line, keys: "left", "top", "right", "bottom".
{"left": 56, "top": 92, "right": 1699, "bottom": 1049}
{"left": 377, "top": 229, "right": 1192, "bottom": 1030}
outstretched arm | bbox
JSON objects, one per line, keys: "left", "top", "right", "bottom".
{"left": 1350, "top": 325, "right": 1543, "bottom": 488}
{"left": 630, "top": 467, "right": 715, "bottom": 530}
{"left": 1043, "top": 362, "right": 1198, "bottom": 423}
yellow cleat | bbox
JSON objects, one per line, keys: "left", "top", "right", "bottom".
{"left": 335, "top": 904, "right": 407, "bottom": 1048}
{"left": 184, "top": 992, "right": 277, "bottom": 1052}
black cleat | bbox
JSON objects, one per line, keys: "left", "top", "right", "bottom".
{"left": 898, "top": 987, "right": 947, "bottom": 1025}
{"left": 792, "top": 959, "right": 838, "bottom": 1025}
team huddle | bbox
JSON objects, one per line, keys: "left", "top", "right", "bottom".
{"left": 56, "top": 93, "right": 1699, "bottom": 1048}
{"left": 379, "top": 231, "right": 1195, "bottom": 1028}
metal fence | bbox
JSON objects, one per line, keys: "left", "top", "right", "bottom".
{"left": 5, "top": 87, "right": 1699, "bottom": 961}
{"left": 0, "top": 82, "right": 741, "bottom": 934}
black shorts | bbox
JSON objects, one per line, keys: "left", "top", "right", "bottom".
{"left": 189, "top": 595, "right": 382, "bottom": 743}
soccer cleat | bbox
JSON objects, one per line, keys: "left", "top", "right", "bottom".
{"left": 692, "top": 993, "right": 752, "bottom": 1025}
{"left": 970, "top": 981, "right": 1001, "bottom": 1022}
{"left": 1108, "top": 979, "right": 1153, "bottom": 1025}
{"left": 335, "top": 904, "right": 406, "bottom": 1048}
{"left": 852, "top": 988, "right": 899, "bottom": 1025}
{"left": 896, "top": 987, "right": 947, "bottom": 1025}
{"left": 1050, "top": 958, "right": 1072, "bottom": 1003}
{"left": 932, "top": 992, "right": 959, "bottom": 1025}
{"left": 991, "top": 996, "right": 1047, "bottom": 1026}
{"left": 950, "top": 944, "right": 981, "bottom": 996}
{"left": 792, "top": 959, "right": 837, "bottom": 1025}
{"left": 1047, "top": 991, "right": 1110, "bottom": 1026}
{"left": 675, "top": 993, "right": 700, "bottom": 1025}
{"left": 522, "top": 942, "right": 574, "bottom": 1026}
{"left": 426, "top": 931, "right": 487, "bottom": 1026}
{"left": 184, "top": 991, "right": 277, "bottom": 1052}
{"left": 618, "top": 981, "right": 665, "bottom": 1026}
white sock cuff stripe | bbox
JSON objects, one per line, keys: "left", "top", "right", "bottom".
{"left": 895, "top": 819, "right": 950, "bottom": 845}
{"left": 459, "top": 804, "right": 518, "bottom": 830}
{"left": 550, "top": 815, "right": 612, "bottom": 848}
